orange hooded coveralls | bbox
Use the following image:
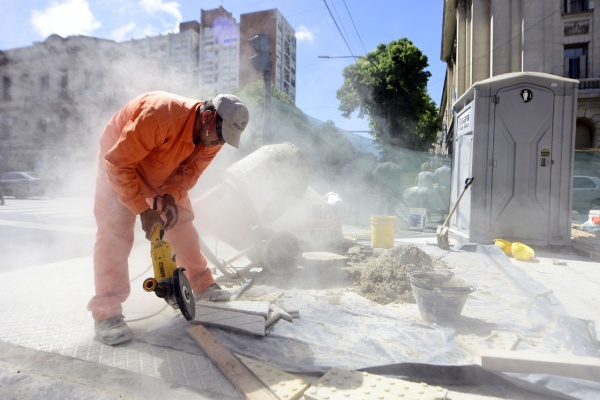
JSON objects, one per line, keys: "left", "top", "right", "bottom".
{"left": 88, "top": 91, "right": 221, "bottom": 321}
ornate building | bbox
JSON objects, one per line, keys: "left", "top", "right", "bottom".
{"left": 439, "top": 0, "right": 600, "bottom": 155}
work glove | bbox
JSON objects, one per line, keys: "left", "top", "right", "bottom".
{"left": 140, "top": 208, "right": 165, "bottom": 240}
{"left": 161, "top": 193, "right": 178, "bottom": 230}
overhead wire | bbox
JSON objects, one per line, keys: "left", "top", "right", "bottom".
{"left": 342, "top": 0, "right": 368, "bottom": 55}
{"left": 322, "top": 0, "right": 357, "bottom": 60}
{"left": 329, "top": 0, "right": 359, "bottom": 56}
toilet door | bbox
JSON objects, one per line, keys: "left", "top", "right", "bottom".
{"left": 490, "top": 84, "right": 554, "bottom": 242}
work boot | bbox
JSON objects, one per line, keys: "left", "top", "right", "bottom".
{"left": 194, "top": 283, "right": 231, "bottom": 302}
{"left": 95, "top": 315, "right": 134, "bottom": 345}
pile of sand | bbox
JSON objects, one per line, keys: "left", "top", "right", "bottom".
{"left": 354, "top": 244, "right": 439, "bottom": 305}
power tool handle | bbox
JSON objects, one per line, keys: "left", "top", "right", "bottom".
{"left": 150, "top": 196, "right": 165, "bottom": 242}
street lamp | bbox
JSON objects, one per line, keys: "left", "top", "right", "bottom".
{"left": 317, "top": 55, "right": 382, "bottom": 75}
{"left": 318, "top": 55, "right": 387, "bottom": 140}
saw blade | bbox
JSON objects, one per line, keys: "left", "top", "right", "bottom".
{"left": 173, "top": 268, "right": 195, "bottom": 320}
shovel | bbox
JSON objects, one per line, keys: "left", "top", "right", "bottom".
{"left": 437, "top": 177, "right": 474, "bottom": 250}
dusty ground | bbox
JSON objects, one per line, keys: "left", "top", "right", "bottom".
{"left": 245, "top": 241, "right": 449, "bottom": 306}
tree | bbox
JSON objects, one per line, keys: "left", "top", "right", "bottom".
{"left": 336, "top": 38, "right": 440, "bottom": 152}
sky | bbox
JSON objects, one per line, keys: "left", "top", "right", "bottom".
{"left": 0, "top": 0, "right": 446, "bottom": 134}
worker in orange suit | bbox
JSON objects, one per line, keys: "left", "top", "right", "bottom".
{"left": 88, "top": 91, "right": 249, "bottom": 345}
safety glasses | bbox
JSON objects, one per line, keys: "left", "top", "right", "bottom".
{"left": 215, "top": 113, "right": 223, "bottom": 142}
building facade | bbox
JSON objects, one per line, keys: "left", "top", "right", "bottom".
{"left": 122, "top": 6, "right": 296, "bottom": 101}
{"left": 123, "top": 21, "right": 201, "bottom": 96}
{"left": 0, "top": 6, "right": 296, "bottom": 181}
{"left": 198, "top": 7, "right": 241, "bottom": 96}
{"left": 240, "top": 9, "right": 297, "bottom": 101}
{"left": 439, "top": 0, "right": 600, "bottom": 153}
{"left": 0, "top": 34, "right": 172, "bottom": 178}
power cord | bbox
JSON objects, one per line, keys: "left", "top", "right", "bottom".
{"left": 124, "top": 262, "right": 170, "bottom": 323}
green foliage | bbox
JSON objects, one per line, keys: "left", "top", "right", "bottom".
{"left": 336, "top": 38, "right": 441, "bottom": 151}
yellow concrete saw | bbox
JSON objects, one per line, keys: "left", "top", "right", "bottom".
{"left": 142, "top": 224, "right": 195, "bottom": 321}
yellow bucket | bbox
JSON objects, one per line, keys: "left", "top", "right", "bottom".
{"left": 511, "top": 242, "right": 535, "bottom": 261}
{"left": 494, "top": 238, "right": 513, "bottom": 256}
{"left": 370, "top": 215, "right": 396, "bottom": 249}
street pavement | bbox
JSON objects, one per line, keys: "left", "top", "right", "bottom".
{"left": 0, "top": 198, "right": 599, "bottom": 399}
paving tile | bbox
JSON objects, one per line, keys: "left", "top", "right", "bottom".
{"left": 236, "top": 354, "right": 310, "bottom": 400}
{"left": 242, "top": 288, "right": 285, "bottom": 303}
{"left": 304, "top": 367, "right": 448, "bottom": 400}
{"left": 197, "top": 300, "right": 271, "bottom": 318}
{"left": 194, "top": 307, "right": 266, "bottom": 336}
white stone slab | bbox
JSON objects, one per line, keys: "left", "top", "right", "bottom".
{"left": 194, "top": 307, "right": 265, "bottom": 336}
{"left": 197, "top": 300, "right": 271, "bottom": 318}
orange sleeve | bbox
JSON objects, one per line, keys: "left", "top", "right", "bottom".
{"left": 104, "top": 108, "right": 164, "bottom": 215}
{"left": 161, "top": 144, "right": 222, "bottom": 202}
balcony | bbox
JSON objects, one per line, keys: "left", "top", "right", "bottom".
{"left": 578, "top": 78, "right": 600, "bottom": 97}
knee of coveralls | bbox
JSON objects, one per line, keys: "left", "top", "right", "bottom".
{"left": 88, "top": 169, "right": 136, "bottom": 321}
{"left": 163, "top": 200, "right": 215, "bottom": 292}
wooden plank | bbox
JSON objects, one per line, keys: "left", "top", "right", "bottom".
{"left": 187, "top": 325, "right": 279, "bottom": 400}
{"left": 480, "top": 349, "right": 600, "bottom": 382}
{"left": 236, "top": 354, "right": 310, "bottom": 400}
{"left": 572, "top": 242, "right": 600, "bottom": 260}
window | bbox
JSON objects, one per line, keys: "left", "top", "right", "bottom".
{"left": 60, "top": 70, "right": 68, "bottom": 89}
{"left": 41, "top": 74, "right": 49, "bottom": 91}
{"left": 565, "top": 0, "right": 591, "bottom": 13}
{"left": 564, "top": 45, "right": 587, "bottom": 79}
{"left": 2, "top": 76, "right": 10, "bottom": 100}
{"left": 573, "top": 176, "right": 596, "bottom": 189}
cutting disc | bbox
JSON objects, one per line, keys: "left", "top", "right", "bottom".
{"left": 173, "top": 268, "right": 195, "bottom": 320}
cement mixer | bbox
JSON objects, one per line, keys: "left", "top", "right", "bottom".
{"left": 193, "top": 142, "right": 312, "bottom": 278}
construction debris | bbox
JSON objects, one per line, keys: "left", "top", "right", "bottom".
{"left": 572, "top": 226, "right": 600, "bottom": 260}
{"left": 353, "top": 244, "right": 442, "bottom": 305}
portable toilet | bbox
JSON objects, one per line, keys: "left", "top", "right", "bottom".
{"left": 450, "top": 72, "right": 578, "bottom": 247}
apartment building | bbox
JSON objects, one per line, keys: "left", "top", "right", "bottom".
{"left": 122, "top": 7, "right": 296, "bottom": 101}
{"left": 198, "top": 7, "right": 241, "bottom": 96}
{"left": 240, "top": 9, "right": 297, "bottom": 101}
{"left": 439, "top": 0, "right": 600, "bottom": 152}
{"left": 123, "top": 21, "right": 201, "bottom": 95}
